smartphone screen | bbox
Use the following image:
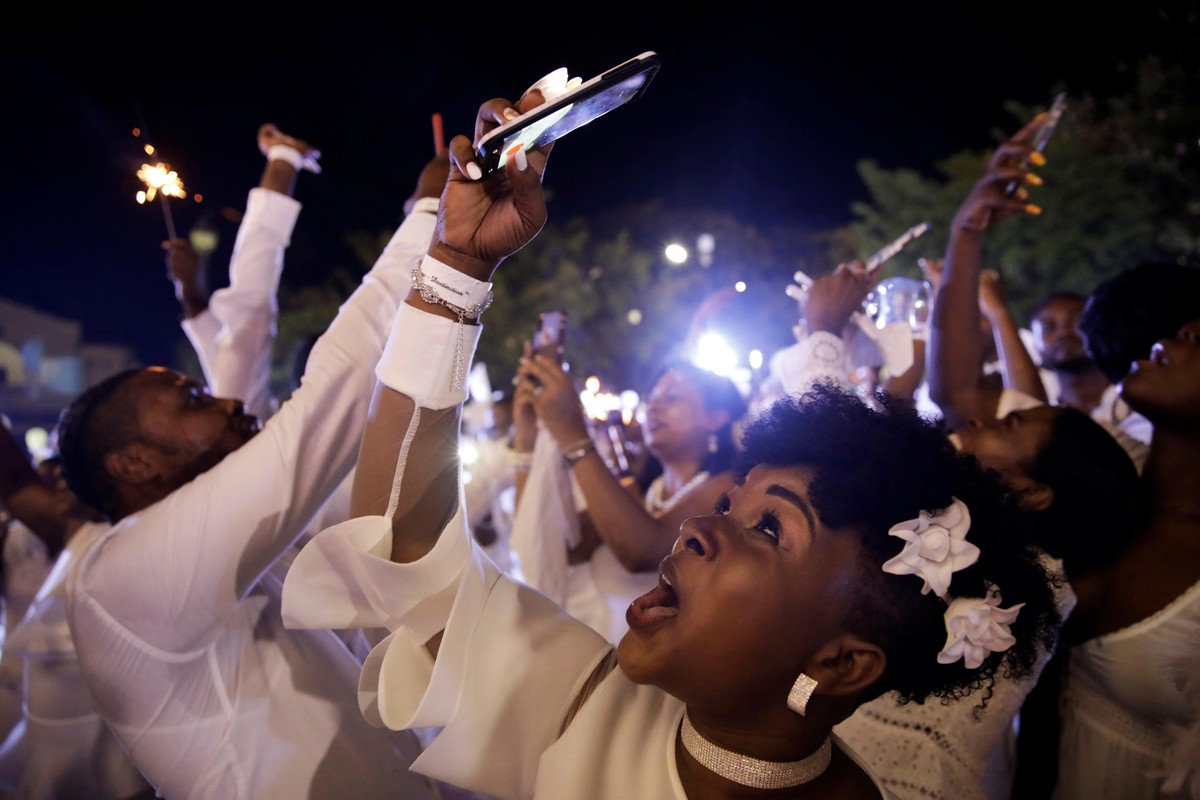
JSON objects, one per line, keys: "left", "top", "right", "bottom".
{"left": 534, "top": 311, "right": 567, "bottom": 362}
{"left": 1007, "top": 92, "right": 1068, "bottom": 196}
{"left": 476, "top": 53, "right": 660, "bottom": 175}
{"left": 1030, "top": 92, "right": 1068, "bottom": 153}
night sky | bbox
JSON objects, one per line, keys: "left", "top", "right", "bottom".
{"left": 2, "top": 7, "right": 1185, "bottom": 369}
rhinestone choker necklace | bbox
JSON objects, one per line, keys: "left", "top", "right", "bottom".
{"left": 680, "top": 711, "right": 832, "bottom": 790}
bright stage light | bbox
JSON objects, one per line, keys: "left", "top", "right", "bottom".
{"left": 693, "top": 332, "right": 738, "bottom": 377}
{"left": 664, "top": 243, "right": 688, "bottom": 264}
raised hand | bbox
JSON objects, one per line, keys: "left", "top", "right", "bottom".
{"left": 257, "top": 123, "right": 319, "bottom": 163}
{"left": 517, "top": 350, "right": 590, "bottom": 449}
{"left": 433, "top": 92, "right": 554, "bottom": 281}
{"left": 163, "top": 237, "right": 207, "bottom": 318}
{"left": 403, "top": 149, "right": 451, "bottom": 216}
{"left": 978, "top": 269, "right": 1009, "bottom": 320}
{"left": 804, "top": 260, "right": 873, "bottom": 334}
{"left": 511, "top": 341, "right": 541, "bottom": 452}
{"left": 952, "top": 114, "right": 1047, "bottom": 234}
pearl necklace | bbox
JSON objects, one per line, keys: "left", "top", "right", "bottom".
{"left": 644, "top": 470, "right": 710, "bottom": 517}
{"left": 680, "top": 711, "right": 832, "bottom": 790}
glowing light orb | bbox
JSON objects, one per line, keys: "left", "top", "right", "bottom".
{"left": 693, "top": 332, "right": 738, "bottom": 377}
{"left": 664, "top": 243, "right": 688, "bottom": 264}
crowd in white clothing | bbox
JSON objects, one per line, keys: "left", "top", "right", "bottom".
{"left": 0, "top": 85, "right": 1197, "bottom": 800}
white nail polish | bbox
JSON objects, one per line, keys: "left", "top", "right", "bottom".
{"left": 514, "top": 148, "right": 528, "bottom": 172}
{"left": 465, "top": 162, "right": 483, "bottom": 181}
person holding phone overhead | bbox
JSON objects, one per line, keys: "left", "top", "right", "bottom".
{"left": 510, "top": 343, "right": 746, "bottom": 644}
{"left": 281, "top": 80, "right": 1062, "bottom": 800}
{"left": 54, "top": 130, "right": 448, "bottom": 799}
{"left": 793, "top": 114, "right": 1140, "bottom": 800}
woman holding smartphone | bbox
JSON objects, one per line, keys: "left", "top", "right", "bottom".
{"left": 282, "top": 88, "right": 1062, "bottom": 800}
{"left": 508, "top": 350, "right": 746, "bottom": 643}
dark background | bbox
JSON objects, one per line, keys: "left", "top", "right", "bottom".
{"left": 2, "top": 7, "right": 1189, "bottom": 368}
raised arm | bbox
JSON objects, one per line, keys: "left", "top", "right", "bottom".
{"left": 179, "top": 124, "right": 317, "bottom": 419}
{"left": 927, "top": 116, "right": 1046, "bottom": 430}
{"left": 774, "top": 262, "right": 873, "bottom": 396}
{"left": 515, "top": 355, "right": 724, "bottom": 572}
{"left": 979, "top": 268, "right": 1048, "bottom": 402}
{"left": 73, "top": 148, "right": 445, "bottom": 652}
{"left": 351, "top": 95, "right": 552, "bottom": 575}
{"left": 509, "top": 343, "right": 539, "bottom": 508}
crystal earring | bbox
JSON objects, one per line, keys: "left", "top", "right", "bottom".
{"left": 787, "top": 673, "right": 818, "bottom": 716}
{"left": 707, "top": 432, "right": 719, "bottom": 454}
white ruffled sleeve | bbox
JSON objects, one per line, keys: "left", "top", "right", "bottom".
{"left": 282, "top": 502, "right": 612, "bottom": 799}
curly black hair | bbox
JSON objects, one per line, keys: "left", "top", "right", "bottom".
{"left": 1080, "top": 261, "right": 1200, "bottom": 384}
{"left": 735, "top": 383, "right": 1061, "bottom": 710}
{"left": 1026, "top": 407, "right": 1141, "bottom": 577}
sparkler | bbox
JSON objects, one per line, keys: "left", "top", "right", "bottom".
{"left": 136, "top": 162, "right": 186, "bottom": 240}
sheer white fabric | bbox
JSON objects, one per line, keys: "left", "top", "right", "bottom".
{"left": 1055, "top": 580, "right": 1200, "bottom": 800}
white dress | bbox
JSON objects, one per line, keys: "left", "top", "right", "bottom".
{"left": 281, "top": 499, "right": 897, "bottom": 799}
{"left": 780, "top": 332, "right": 1074, "bottom": 800}
{"left": 836, "top": 554, "right": 1076, "bottom": 800}
{"left": 1054, "top": 580, "right": 1200, "bottom": 799}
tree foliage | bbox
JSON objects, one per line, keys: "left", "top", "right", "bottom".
{"left": 846, "top": 57, "right": 1200, "bottom": 324}
{"left": 483, "top": 201, "right": 808, "bottom": 396}
{"left": 270, "top": 58, "right": 1200, "bottom": 399}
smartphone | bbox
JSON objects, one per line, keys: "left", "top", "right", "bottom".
{"left": 475, "top": 52, "right": 660, "bottom": 176}
{"left": 1030, "top": 91, "right": 1068, "bottom": 153}
{"left": 1007, "top": 92, "right": 1067, "bottom": 195}
{"left": 533, "top": 310, "right": 568, "bottom": 363}
{"left": 865, "top": 221, "right": 931, "bottom": 275}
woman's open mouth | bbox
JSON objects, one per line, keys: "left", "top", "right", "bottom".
{"left": 626, "top": 562, "right": 680, "bottom": 629}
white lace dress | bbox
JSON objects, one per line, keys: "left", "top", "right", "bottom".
{"left": 1054, "top": 579, "right": 1200, "bottom": 799}
{"left": 835, "top": 554, "right": 1076, "bottom": 800}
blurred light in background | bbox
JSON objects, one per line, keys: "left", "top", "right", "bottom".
{"left": 664, "top": 243, "right": 688, "bottom": 265}
{"left": 693, "top": 332, "right": 738, "bottom": 377}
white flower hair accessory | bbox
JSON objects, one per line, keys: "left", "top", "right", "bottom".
{"left": 880, "top": 497, "right": 1023, "bottom": 670}
{"left": 938, "top": 583, "right": 1024, "bottom": 669}
{"left": 881, "top": 497, "right": 979, "bottom": 599}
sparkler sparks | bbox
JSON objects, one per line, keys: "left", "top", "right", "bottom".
{"left": 136, "top": 162, "right": 186, "bottom": 240}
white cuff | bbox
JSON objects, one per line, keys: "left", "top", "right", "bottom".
{"left": 267, "top": 143, "right": 322, "bottom": 174}
{"left": 775, "top": 332, "right": 851, "bottom": 395}
{"left": 409, "top": 196, "right": 439, "bottom": 215}
{"left": 376, "top": 304, "right": 481, "bottom": 409}
{"left": 801, "top": 331, "right": 847, "bottom": 370}
{"left": 413, "top": 255, "right": 493, "bottom": 313}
